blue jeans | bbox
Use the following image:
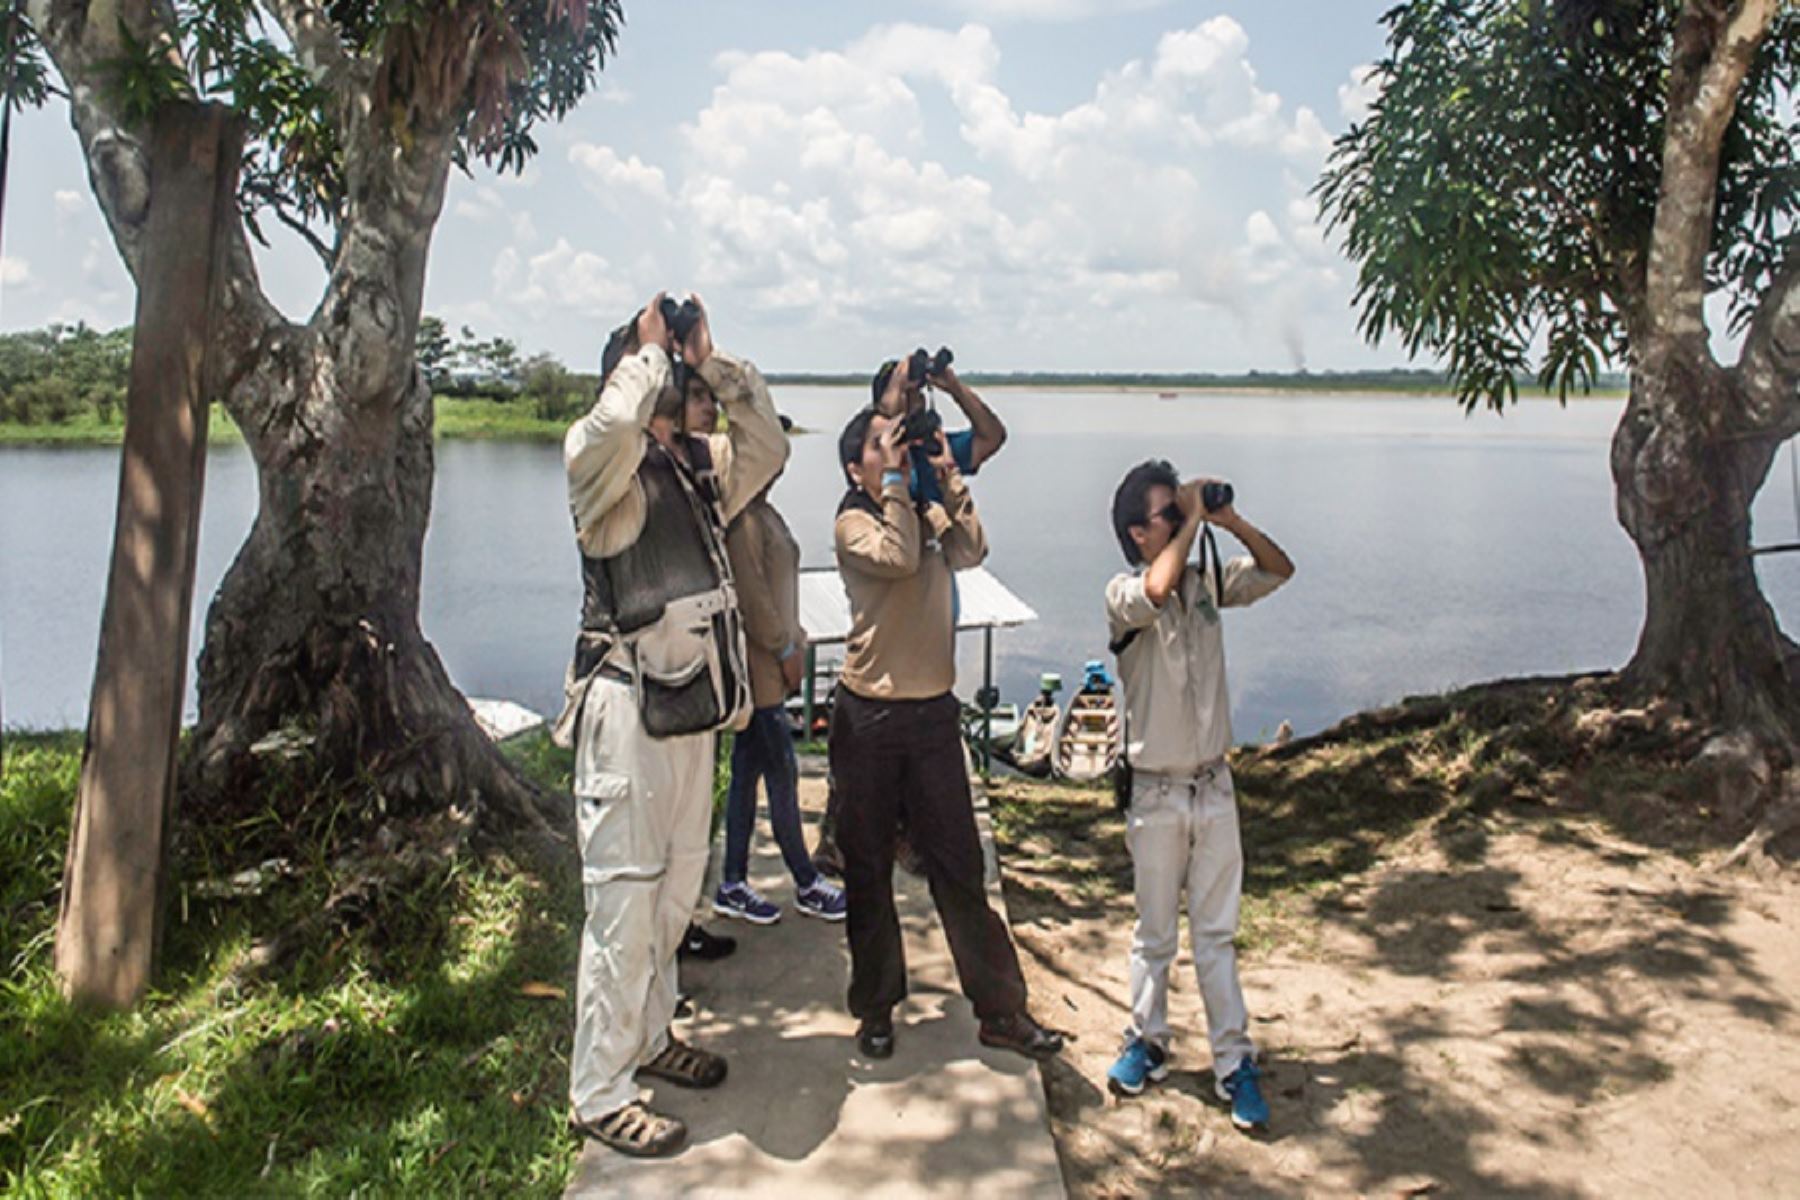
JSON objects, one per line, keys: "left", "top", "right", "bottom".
{"left": 724, "top": 706, "right": 818, "bottom": 888}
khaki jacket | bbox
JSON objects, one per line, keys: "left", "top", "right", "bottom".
{"left": 834, "top": 467, "right": 987, "bottom": 702}
{"left": 726, "top": 497, "right": 806, "bottom": 710}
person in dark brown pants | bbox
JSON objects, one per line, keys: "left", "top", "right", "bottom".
{"left": 829, "top": 388, "right": 1061, "bottom": 1062}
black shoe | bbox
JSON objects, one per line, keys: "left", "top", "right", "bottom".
{"left": 678, "top": 923, "right": 737, "bottom": 962}
{"left": 979, "top": 1011, "right": 1064, "bottom": 1060}
{"left": 857, "top": 1012, "right": 895, "bottom": 1059}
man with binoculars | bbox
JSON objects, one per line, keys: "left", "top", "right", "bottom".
{"left": 555, "top": 292, "right": 786, "bottom": 1158}
{"left": 1103, "top": 460, "right": 1294, "bottom": 1131}
{"left": 870, "top": 345, "right": 1008, "bottom": 505}
{"left": 827, "top": 370, "right": 1061, "bottom": 1065}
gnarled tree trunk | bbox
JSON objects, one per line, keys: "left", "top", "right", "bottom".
{"left": 1611, "top": 348, "right": 1799, "bottom": 754}
{"left": 32, "top": 0, "right": 553, "bottom": 837}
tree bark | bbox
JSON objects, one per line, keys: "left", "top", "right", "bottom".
{"left": 33, "top": 0, "right": 555, "bottom": 840}
{"left": 1611, "top": 351, "right": 1799, "bottom": 754}
{"left": 183, "top": 327, "right": 549, "bottom": 833}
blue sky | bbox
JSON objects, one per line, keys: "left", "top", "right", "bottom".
{"left": 3, "top": 0, "right": 1401, "bottom": 373}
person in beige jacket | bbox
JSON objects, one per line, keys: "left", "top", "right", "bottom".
{"left": 711, "top": 471, "right": 847, "bottom": 925}
{"left": 557, "top": 294, "right": 786, "bottom": 1158}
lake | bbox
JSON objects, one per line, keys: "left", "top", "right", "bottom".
{"left": 3, "top": 389, "right": 1796, "bottom": 742}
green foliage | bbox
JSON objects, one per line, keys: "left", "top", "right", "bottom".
{"left": 0, "top": 732, "right": 585, "bottom": 1196}
{"left": 0, "top": 325, "right": 131, "bottom": 427}
{"left": 521, "top": 351, "right": 584, "bottom": 422}
{"left": 1316, "top": 0, "right": 1800, "bottom": 410}
{"left": 15, "top": 4, "right": 624, "bottom": 263}
{"left": 416, "top": 315, "right": 453, "bottom": 390}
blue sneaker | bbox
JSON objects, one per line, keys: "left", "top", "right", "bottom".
{"left": 1217, "top": 1058, "right": 1269, "bottom": 1131}
{"left": 1106, "top": 1038, "right": 1169, "bottom": 1097}
{"left": 794, "top": 878, "right": 847, "bottom": 922}
{"left": 713, "top": 882, "right": 781, "bottom": 925}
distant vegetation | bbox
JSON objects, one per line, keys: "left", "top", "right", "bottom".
{"left": 764, "top": 367, "right": 1631, "bottom": 394}
{"left": 0, "top": 321, "right": 1627, "bottom": 447}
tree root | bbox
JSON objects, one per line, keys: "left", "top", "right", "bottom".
{"left": 1717, "top": 769, "right": 1800, "bottom": 875}
{"left": 226, "top": 801, "right": 481, "bottom": 985}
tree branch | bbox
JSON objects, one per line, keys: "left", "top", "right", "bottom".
{"left": 29, "top": 0, "right": 285, "bottom": 398}
{"left": 253, "top": 0, "right": 367, "bottom": 122}
{"left": 1736, "top": 250, "right": 1800, "bottom": 439}
{"left": 1645, "top": 0, "right": 1779, "bottom": 346}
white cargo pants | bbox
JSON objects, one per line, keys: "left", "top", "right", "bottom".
{"left": 569, "top": 675, "right": 716, "bottom": 1121}
{"left": 1123, "top": 763, "right": 1255, "bottom": 1078}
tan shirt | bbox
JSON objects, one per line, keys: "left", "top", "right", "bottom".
{"left": 1105, "top": 557, "right": 1287, "bottom": 773}
{"left": 726, "top": 497, "right": 806, "bottom": 710}
{"left": 563, "top": 344, "right": 788, "bottom": 559}
{"left": 835, "top": 469, "right": 987, "bottom": 702}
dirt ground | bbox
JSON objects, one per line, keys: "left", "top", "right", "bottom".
{"left": 986, "top": 694, "right": 1800, "bottom": 1198}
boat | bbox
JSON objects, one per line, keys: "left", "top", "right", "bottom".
{"left": 1004, "top": 674, "right": 1063, "bottom": 778}
{"left": 1053, "top": 661, "right": 1122, "bottom": 783}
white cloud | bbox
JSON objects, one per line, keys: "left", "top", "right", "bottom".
{"left": 939, "top": 0, "right": 1168, "bottom": 22}
{"left": 1339, "top": 63, "right": 1380, "bottom": 125}
{"left": 0, "top": 256, "right": 29, "bottom": 286}
{"left": 569, "top": 143, "right": 671, "bottom": 205}
{"left": 646, "top": 15, "right": 1349, "bottom": 361}
{"left": 452, "top": 185, "right": 505, "bottom": 222}
{"left": 494, "top": 238, "right": 637, "bottom": 320}
{"left": 53, "top": 190, "right": 86, "bottom": 233}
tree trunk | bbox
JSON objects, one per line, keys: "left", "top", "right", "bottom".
{"left": 182, "top": 327, "right": 550, "bottom": 835}
{"left": 1612, "top": 351, "right": 1800, "bottom": 755}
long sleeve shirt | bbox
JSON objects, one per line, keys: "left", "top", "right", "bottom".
{"left": 563, "top": 344, "right": 789, "bottom": 559}
{"left": 1104, "top": 556, "right": 1287, "bottom": 773}
{"left": 834, "top": 468, "right": 987, "bottom": 702}
{"left": 725, "top": 497, "right": 806, "bottom": 709}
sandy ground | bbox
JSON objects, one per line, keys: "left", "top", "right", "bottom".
{"left": 994, "top": 787, "right": 1800, "bottom": 1198}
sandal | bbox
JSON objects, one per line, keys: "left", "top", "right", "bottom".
{"left": 570, "top": 1101, "right": 687, "bottom": 1158}
{"left": 637, "top": 1037, "right": 728, "bottom": 1089}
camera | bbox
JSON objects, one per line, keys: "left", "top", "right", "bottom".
{"left": 1203, "top": 481, "right": 1234, "bottom": 513}
{"left": 906, "top": 346, "right": 954, "bottom": 387}
{"left": 658, "top": 295, "right": 703, "bottom": 344}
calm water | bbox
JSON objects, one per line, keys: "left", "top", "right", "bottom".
{"left": 3, "top": 390, "right": 1796, "bottom": 741}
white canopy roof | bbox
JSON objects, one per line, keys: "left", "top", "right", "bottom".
{"left": 796, "top": 565, "right": 1037, "bottom": 647}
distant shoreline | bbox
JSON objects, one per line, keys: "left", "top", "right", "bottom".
{"left": 0, "top": 385, "right": 1628, "bottom": 447}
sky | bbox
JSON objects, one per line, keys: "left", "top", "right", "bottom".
{"left": 2, "top": 0, "right": 1403, "bottom": 375}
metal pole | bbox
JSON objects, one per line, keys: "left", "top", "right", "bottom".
{"left": 981, "top": 626, "right": 994, "bottom": 777}
{"left": 801, "top": 644, "right": 817, "bottom": 743}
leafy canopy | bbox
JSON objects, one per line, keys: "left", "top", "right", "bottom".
{"left": 5, "top": 2, "right": 623, "bottom": 260}
{"left": 1316, "top": 0, "right": 1800, "bottom": 409}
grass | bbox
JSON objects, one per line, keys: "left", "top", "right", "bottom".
{"left": 0, "top": 398, "right": 567, "bottom": 448}
{"left": 986, "top": 674, "right": 1729, "bottom": 955}
{"left": 0, "top": 406, "right": 246, "bottom": 447}
{"left": 0, "top": 730, "right": 589, "bottom": 1197}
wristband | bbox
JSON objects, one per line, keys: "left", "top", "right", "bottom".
{"left": 881, "top": 469, "right": 906, "bottom": 490}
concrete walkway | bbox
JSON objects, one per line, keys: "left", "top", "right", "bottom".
{"left": 567, "top": 776, "right": 1066, "bottom": 1199}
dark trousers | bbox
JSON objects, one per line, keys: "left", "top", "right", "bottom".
{"left": 724, "top": 705, "right": 817, "bottom": 887}
{"left": 830, "top": 689, "right": 1028, "bottom": 1023}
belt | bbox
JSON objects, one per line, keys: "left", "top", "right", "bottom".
{"left": 1134, "top": 759, "right": 1226, "bottom": 785}
{"left": 598, "top": 663, "right": 635, "bottom": 686}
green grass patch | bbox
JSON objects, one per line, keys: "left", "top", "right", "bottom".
{"left": 0, "top": 406, "right": 245, "bottom": 447}
{"left": 1, "top": 731, "right": 587, "bottom": 1197}
{"left": 0, "top": 398, "right": 565, "bottom": 448}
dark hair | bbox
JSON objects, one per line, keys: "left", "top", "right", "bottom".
{"left": 599, "top": 315, "right": 640, "bottom": 385}
{"left": 1111, "top": 459, "right": 1181, "bottom": 565}
{"left": 870, "top": 360, "right": 900, "bottom": 406}
{"left": 838, "top": 408, "right": 879, "bottom": 486}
